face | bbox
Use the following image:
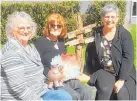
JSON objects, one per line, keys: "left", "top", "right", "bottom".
{"left": 13, "top": 18, "right": 33, "bottom": 46}
{"left": 49, "top": 21, "right": 62, "bottom": 36}
{"left": 102, "top": 11, "right": 119, "bottom": 29}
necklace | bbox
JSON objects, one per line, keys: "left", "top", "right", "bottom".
{"left": 54, "top": 43, "right": 59, "bottom": 49}
{"left": 47, "top": 37, "right": 59, "bottom": 50}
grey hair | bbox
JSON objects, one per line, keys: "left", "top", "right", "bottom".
{"left": 101, "top": 4, "right": 119, "bottom": 17}
{"left": 6, "top": 11, "right": 37, "bottom": 39}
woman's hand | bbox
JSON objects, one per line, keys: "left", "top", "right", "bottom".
{"left": 114, "top": 80, "right": 125, "bottom": 93}
{"left": 48, "top": 65, "right": 65, "bottom": 88}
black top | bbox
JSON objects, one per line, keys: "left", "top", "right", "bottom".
{"left": 34, "top": 37, "right": 66, "bottom": 76}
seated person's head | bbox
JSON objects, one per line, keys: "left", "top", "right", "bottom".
{"left": 6, "top": 11, "right": 37, "bottom": 46}
{"left": 43, "top": 13, "right": 67, "bottom": 39}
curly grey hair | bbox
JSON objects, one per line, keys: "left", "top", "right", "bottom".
{"left": 101, "top": 4, "right": 119, "bottom": 17}
{"left": 6, "top": 11, "right": 37, "bottom": 39}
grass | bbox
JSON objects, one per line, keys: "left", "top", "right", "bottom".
{"left": 66, "top": 45, "right": 87, "bottom": 64}
{"left": 66, "top": 46, "right": 76, "bottom": 54}
{"left": 0, "top": 44, "right": 2, "bottom": 50}
{"left": 130, "top": 25, "right": 136, "bottom": 68}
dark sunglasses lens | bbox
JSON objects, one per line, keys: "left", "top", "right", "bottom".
{"left": 57, "top": 25, "right": 62, "bottom": 29}
{"left": 50, "top": 24, "right": 55, "bottom": 28}
{"left": 50, "top": 24, "right": 62, "bottom": 29}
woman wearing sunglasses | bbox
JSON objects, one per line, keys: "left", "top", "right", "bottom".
{"left": 35, "top": 13, "right": 93, "bottom": 100}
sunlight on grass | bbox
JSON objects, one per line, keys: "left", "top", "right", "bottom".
{"left": 0, "top": 44, "right": 2, "bottom": 50}
{"left": 130, "top": 25, "right": 136, "bottom": 68}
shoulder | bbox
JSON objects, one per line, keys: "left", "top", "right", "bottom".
{"left": 35, "top": 37, "right": 50, "bottom": 46}
{"left": 1, "top": 50, "right": 23, "bottom": 68}
{"left": 118, "top": 25, "right": 132, "bottom": 39}
{"left": 58, "top": 38, "right": 65, "bottom": 43}
{"left": 93, "top": 26, "right": 103, "bottom": 36}
{"left": 1, "top": 40, "right": 23, "bottom": 60}
{"left": 35, "top": 37, "right": 48, "bottom": 43}
{"left": 2, "top": 39, "right": 21, "bottom": 55}
{"left": 117, "top": 25, "right": 132, "bottom": 42}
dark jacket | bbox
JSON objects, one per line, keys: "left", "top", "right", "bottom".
{"left": 86, "top": 25, "right": 136, "bottom": 81}
{"left": 85, "top": 25, "right": 136, "bottom": 99}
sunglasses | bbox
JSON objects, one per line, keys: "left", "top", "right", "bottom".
{"left": 49, "top": 24, "right": 62, "bottom": 29}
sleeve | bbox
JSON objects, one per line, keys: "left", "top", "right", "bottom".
{"left": 119, "top": 30, "right": 134, "bottom": 80}
{"left": 1, "top": 52, "right": 43, "bottom": 100}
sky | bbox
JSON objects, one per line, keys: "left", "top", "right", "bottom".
{"left": 80, "top": 1, "right": 91, "bottom": 13}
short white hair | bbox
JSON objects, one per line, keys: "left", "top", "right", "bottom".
{"left": 101, "top": 4, "right": 119, "bottom": 17}
{"left": 6, "top": 11, "right": 37, "bottom": 39}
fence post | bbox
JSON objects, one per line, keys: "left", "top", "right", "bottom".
{"left": 75, "top": 13, "right": 84, "bottom": 73}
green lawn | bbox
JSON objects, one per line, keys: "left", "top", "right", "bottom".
{"left": 0, "top": 44, "right": 2, "bottom": 50}
{"left": 130, "top": 25, "right": 136, "bottom": 68}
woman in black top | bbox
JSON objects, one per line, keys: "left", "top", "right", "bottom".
{"left": 86, "top": 4, "right": 136, "bottom": 100}
{"left": 35, "top": 13, "right": 92, "bottom": 100}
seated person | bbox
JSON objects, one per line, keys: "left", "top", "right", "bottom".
{"left": 35, "top": 12, "right": 93, "bottom": 100}
{"left": 1, "top": 11, "right": 72, "bottom": 100}
{"left": 86, "top": 4, "right": 136, "bottom": 100}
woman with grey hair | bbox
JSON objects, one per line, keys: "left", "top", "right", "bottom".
{"left": 86, "top": 4, "right": 136, "bottom": 100}
{"left": 1, "top": 11, "right": 72, "bottom": 100}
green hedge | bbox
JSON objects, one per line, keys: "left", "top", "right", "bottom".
{"left": 1, "top": 1, "right": 80, "bottom": 44}
{"left": 84, "top": 0, "right": 126, "bottom": 26}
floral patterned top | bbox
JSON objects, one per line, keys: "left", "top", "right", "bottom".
{"left": 100, "top": 36, "right": 115, "bottom": 73}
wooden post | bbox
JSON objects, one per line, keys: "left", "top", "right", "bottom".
{"left": 76, "top": 13, "right": 84, "bottom": 73}
{"left": 64, "top": 20, "right": 96, "bottom": 72}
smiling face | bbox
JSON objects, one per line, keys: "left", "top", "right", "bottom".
{"left": 13, "top": 18, "right": 33, "bottom": 46}
{"left": 102, "top": 11, "right": 119, "bottom": 29}
{"left": 49, "top": 20, "right": 63, "bottom": 37}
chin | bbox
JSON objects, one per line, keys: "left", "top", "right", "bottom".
{"left": 106, "top": 25, "right": 115, "bottom": 29}
{"left": 54, "top": 34, "right": 60, "bottom": 36}
{"left": 50, "top": 32, "right": 61, "bottom": 36}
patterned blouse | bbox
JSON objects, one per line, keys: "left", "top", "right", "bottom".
{"left": 100, "top": 36, "right": 115, "bottom": 73}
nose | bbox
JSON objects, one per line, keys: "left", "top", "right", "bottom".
{"left": 108, "top": 17, "right": 113, "bottom": 22}
{"left": 23, "top": 28, "right": 29, "bottom": 35}
{"left": 54, "top": 25, "right": 58, "bottom": 30}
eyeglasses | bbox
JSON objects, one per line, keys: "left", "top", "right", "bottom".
{"left": 104, "top": 16, "right": 118, "bottom": 19}
{"left": 18, "top": 26, "right": 33, "bottom": 32}
{"left": 49, "top": 24, "right": 62, "bottom": 29}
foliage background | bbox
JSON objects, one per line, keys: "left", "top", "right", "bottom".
{"left": 1, "top": 0, "right": 127, "bottom": 44}
{"left": 1, "top": 1, "right": 80, "bottom": 44}
{"left": 1, "top": 1, "right": 136, "bottom": 67}
{"left": 83, "top": 0, "right": 126, "bottom": 26}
